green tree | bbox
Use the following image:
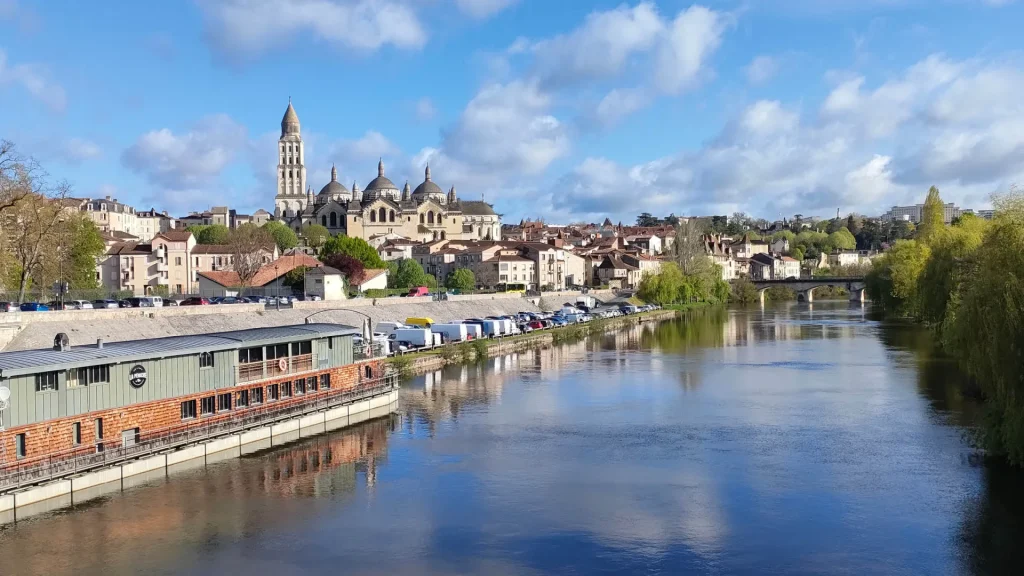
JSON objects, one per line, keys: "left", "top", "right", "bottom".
{"left": 320, "top": 235, "right": 385, "bottom": 268}
{"left": 916, "top": 217, "right": 987, "bottom": 325}
{"left": 282, "top": 265, "right": 308, "bottom": 289}
{"left": 942, "top": 191, "right": 1024, "bottom": 463}
{"left": 730, "top": 278, "right": 760, "bottom": 303}
{"left": 790, "top": 246, "right": 805, "bottom": 261}
{"left": 195, "top": 224, "right": 230, "bottom": 244}
{"left": 445, "top": 268, "right": 476, "bottom": 291}
{"left": 301, "top": 224, "right": 330, "bottom": 250}
{"left": 636, "top": 212, "right": 658, "bottom": 227}
{"left": 771, "top": 230, "right": 796, "bottom": 243}
{"left": 638, "top": 263, "right": 684, "bottom": 305}
{"left": 828, "top": 228, "right": 856, "bottom": 250}
{"left": 262, "top": 221, "right": 298, "bottom": 251}
{"left": 918, "top": 186, "right": 945, "bottom": 243}
{"left": 389, "top": 258, "right": 431, "bottom": 289}
{"left": 864, "top": 239, "right": 931, "bottom": 315}
{"left": 63, "top": 216, "right": 105, "bottom": 289}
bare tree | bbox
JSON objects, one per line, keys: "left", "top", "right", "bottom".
{"left": 0, "top": 140, "right": 39, "bottom": 216}
{"left": 4, "top": 183, "right": 72, "bottom": 301}
{"left": 230, "top": 224, "right": 274, "bottom": 289}
{"left": 671, "top": 218, "right": 713, "bottom": 276}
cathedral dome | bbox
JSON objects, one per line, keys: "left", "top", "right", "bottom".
{"left": 363, "top": 158, "right": 400, "bottom": 201}
{"left": 317, "top": 165, "right": 349, "bottom": 203}
{"left": 412, "top": 164, "right": 445, "bottom": 203}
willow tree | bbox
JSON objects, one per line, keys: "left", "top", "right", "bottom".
{"left": 942, "top": 190, "right": 1024, "bottom": 463}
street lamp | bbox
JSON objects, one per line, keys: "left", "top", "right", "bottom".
{"left": 57, "top": 216, "right": 67, "bottom": 307}
{"left": 275, "top": 264, "right": 280, "bottom": 310}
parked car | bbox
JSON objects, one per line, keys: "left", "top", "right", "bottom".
{"left": 47, "top": 301, "right": 73, "bottom": 310}
{"left": 0, "top": 301, "right": 15, "bottom": 312}
{"left": 20, "top": 302, "right": 49, "bottom": 312}
{"left": 164, "top": 299, "right": 180, "bottom": 306}
{"left": 93, "top": 299, "right": 119, "bottom": 309}
{"left": 118, "top": 299, "right": 132, "bottom": 308}
{"left": 217, "top": 296, "right": 246, "bottom": 305}
{"left": 180, "top": 297, "right": 210, "bottom": 306}
{"left": 406, "top": 286, "right": 430, "bottom": 297}
{"left": 528, "top": 320, "right": 544, "bottom": 330}
{"left": 69, "top": 300, "right": 94, "bottom": 309}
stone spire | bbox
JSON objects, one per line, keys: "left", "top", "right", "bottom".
{"left": 306, "top": 184, "right": 313, "bottom": 204}
{"left": 378, "top": 157, "right": 385, "bottom": 177}
{"left": 352, "top": 181, "right": 361, "bottom": 202}
{"left": 424, "top": 164, "right": 432, "bottom": 181}
{"left": 330, "top": 163, "right": 338, "bottom": 182}
{"left": 448, "top": 185, "right": 457, "bottom": 204}
{"left": 402, "top": 181, "right": 411, "bottom": 201}
{"left": 281, "top": 98, "right": 300, "bottom": 137}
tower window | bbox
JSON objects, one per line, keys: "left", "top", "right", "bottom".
{"left": 330, "top": 212, "right": 337, "bottom": 228}
{"left": 420, "top": 214, "right": 424, "bottom": 224}
{"left": 389, "top": 210, "right": 395, "bottom": 222}
{"left": 370, "top": 210, "right": 376, "bottom": 223}
{"left": 321, "top": 215, "right": 327, "bottom": 226}
{"left": 378, "top": 207, "right": 386, "bottom": 223}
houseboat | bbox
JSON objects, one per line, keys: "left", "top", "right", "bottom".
{"left": 0, "top": 323, "right": 395, "bottom": 495}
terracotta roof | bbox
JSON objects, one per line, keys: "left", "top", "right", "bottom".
{"left": 106, "top": 242, "right": 152, "bottom": 256}
{"left": 356, "top": 268, "right": 388, "bottom": 285}
{"left": 199, "top": 253, "right": 322, "bottom": 287}
{"left": 157, "top": 230, "right": 193, "bottom": 242}
{"left": 191, "top": 244, "right": 234, "bottom": 254}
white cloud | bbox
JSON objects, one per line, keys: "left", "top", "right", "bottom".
{"left": 121, "top": 114, "right": 249, "bottom": 191}
{"left": 528, "top": 2, "right": 664, "bottom": 87}
{"left": 60, "top": 138, "right": 102, "bottom": 163}
{"left": 329, "top": 130, "right": 399, "bottom": 163}
{"left": 0, "top": 49, "right": 67, "bottom": 112}
{"left": 545, "top": 54, "right": 1024, "bottom": 221}
{"left": 414, "top": 97, "right": 437, "bottom": 121}
{"left": 198, "top": 0, "right": 427, "bottom": 58}
{"left": 653, "top": 5, "right": 727, "bottom": 94}
{"left": 454, "top": 0, "right": 517, "bottom": 19}
{"left": 424, "top": 79, "right": 569, "bottom": 189}
{"left": 744, "top": 55, "right": 779, "bottom": 85}
{"left": 592, "top": 87, "right": 650, "bottom": 127}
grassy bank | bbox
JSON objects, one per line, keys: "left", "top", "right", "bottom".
{"left": 387, "top": 307, "right": 697, "bottom": 377}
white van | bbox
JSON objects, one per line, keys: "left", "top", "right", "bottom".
{"left": 463, "top": 324, "right": 482, "bottom": 339}
{"left": 389, "top": 328, "right": 433, "bottom": 348}
{"left": 432, "top": 323, "right": 469, "bottom": 343}
{"left": 374, "top": 322, "right": 408, "bottom": 336}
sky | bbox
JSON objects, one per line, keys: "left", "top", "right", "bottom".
{"left": 2, "top": 0, "right": 1023, "bottom": 224}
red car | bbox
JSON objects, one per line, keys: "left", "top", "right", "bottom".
{"left": 180, "top": 297, "right": 210, "bottom": 306}
{"left": 528, "top": 320, "right": 545, "bottom": 330}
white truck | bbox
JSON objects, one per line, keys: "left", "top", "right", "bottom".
{"left": 575, "top": 295, "right": 597, "bottom": 309}
{"left": 374, "top": 322, "right": 408, "bottom": 336}
{"left": 432, "top": 323, "right": 469, "bottom": 343}
{"left": 464, "top": 324, "right": 483, "bottom": 339}
{"left": 388, "top": 328, "right": 433, "bottom": 348}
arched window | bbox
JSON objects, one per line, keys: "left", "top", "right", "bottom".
{"left": 440, "top": 231, "right": 446, "bottom": 240}
{"left": 329, "top": 212, "right": 337, "bottom": 228}
{"left": 389, "top": 210, "right": 395, "bottom": 222}
{"left": 378, "top": 207, "right": 386, "bottom": 222}
{"left": 370, "top": 210, "right": 377, "bottom": 223}
{"left": 428, "top": 211, "right": 435, "bottom": 224}
{"left": 321, "top": 215, "right": 327, "bottom": 226}
{"left": 419, "top": 214, "right": 424, "bottom": 224}
{"left": 364, "top": 365, "right": 372, "bottom": 379}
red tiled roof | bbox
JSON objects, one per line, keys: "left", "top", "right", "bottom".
{"left": 157, "top": 230, "right": 193, "bottom": 242}
{"left": 356, "top": 268, "right": 388, "bottom": 286}
{"left": 199, "top": 253, "right": 322, "bottom": 287}
{"left": 191, "top": 244, "right": 233, "bottom": 254}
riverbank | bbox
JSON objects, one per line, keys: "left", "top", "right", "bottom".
{"left": 389, "top": 305, "right": 706, "bottom": 376}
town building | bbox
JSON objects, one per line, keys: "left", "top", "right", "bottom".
{"left": 270, "top": 101, "right": 501, "bottom": 243}
{"left": 304, "top": 266, "right": 346, "bottom": 300}
{"left": 99, "top": 230, "right": 198, "bottom": 295}
{"left": 881, "top": 203, "right": 965, "bottom": 224}
{"left": 196, "top": 253, "right": 320, "bottom": 298}
{"left": 76, "top": 197, "right": 175, "bottom": 242}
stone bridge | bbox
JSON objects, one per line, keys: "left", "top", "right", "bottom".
{"left": 750, "top": 277, "right": 867, "bottom": 304}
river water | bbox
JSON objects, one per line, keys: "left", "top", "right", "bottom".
{"left": 1, "top": 302, "right": 1022, "bottom": 575}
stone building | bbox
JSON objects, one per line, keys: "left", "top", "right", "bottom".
{"left": 270, "top": 100, "right": 500, "bottom": 242}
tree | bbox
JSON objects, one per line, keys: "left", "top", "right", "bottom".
{"left": 671, "top": 218, "right": 712, "bottom": 276}
{"left": 194, "top": 224, "right": 230, "bottom": 245}
{"left": 5, "top": 189, "right": 69, "bottom": 301}
{"left": 790, "top": 246, "right": 805, "bottom": 261}
{"left": 263, "top": 221, "right": 298, "bottom": 251}
{"left": 282, "top": 265, "right": 308, "bottom": 289}
{"left": 918, "top": 186, "right": 945, "bottom": 243}
{"left": 320, "top": 235, "right": 386, "bottom": 269}
{"left": 0, "top": 140, "right": 36, "bottom": 216}
{"left": 730, "top": 278, "right": 760, "bottom": 303}
{"left": 389, "top": 258, "right": 431, "bottom": 289}
{"left": 445, "top": 268, "right": 476, "bottom": 291}
{"left": 301, "top": 224, "right": 330, "bottom": 250}
{"left": 828, "top": 228, "right": 856, "bottom": 250}
{"left": 636, "top": 212, "right": 658, "bottom": 227}
{"left": 324, "top": 253, "right": 366, "bottom": 286}
{"left": 229, "top": 224, "right": 274, "bottom": 288}
{"left": 58, "top": 215, "right": 105, "bottom": 290}
{"left": 864, "top": 239, "right": 931, "bottom": 316}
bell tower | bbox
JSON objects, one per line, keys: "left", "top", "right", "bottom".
{"left": 275, "top": 98, "right": 306, "bottom": 219}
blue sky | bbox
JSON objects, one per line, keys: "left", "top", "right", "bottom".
{"left": 2, "top": 0, "right": 1023, "bottom": 224}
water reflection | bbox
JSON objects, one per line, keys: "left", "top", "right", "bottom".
{"left": 0, "top": 302, "right": 1019, "bottom": 575}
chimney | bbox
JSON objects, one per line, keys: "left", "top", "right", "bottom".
{"left": 105, "top": 195, "right": 112, "bottom": 201}
{"left": 96, "top": 338, "right": 104, "bottom": 349}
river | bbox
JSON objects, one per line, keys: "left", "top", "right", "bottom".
{"left": 1, "top": 302, "right": 1021, "bottom": 575}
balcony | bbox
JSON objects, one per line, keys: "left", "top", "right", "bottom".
{"left": 156, "top": 261, "right": 168, "bottom": 272}
{"left": 236, "top": 354, "right": 314, "bottom": 384}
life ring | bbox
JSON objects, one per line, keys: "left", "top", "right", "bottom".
{"left": 278, "top": 358, "right": 287, "bottom": 372}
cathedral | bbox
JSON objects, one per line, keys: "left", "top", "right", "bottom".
{"left": 273, "top": 100, "right": 501, "bottom": 243}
